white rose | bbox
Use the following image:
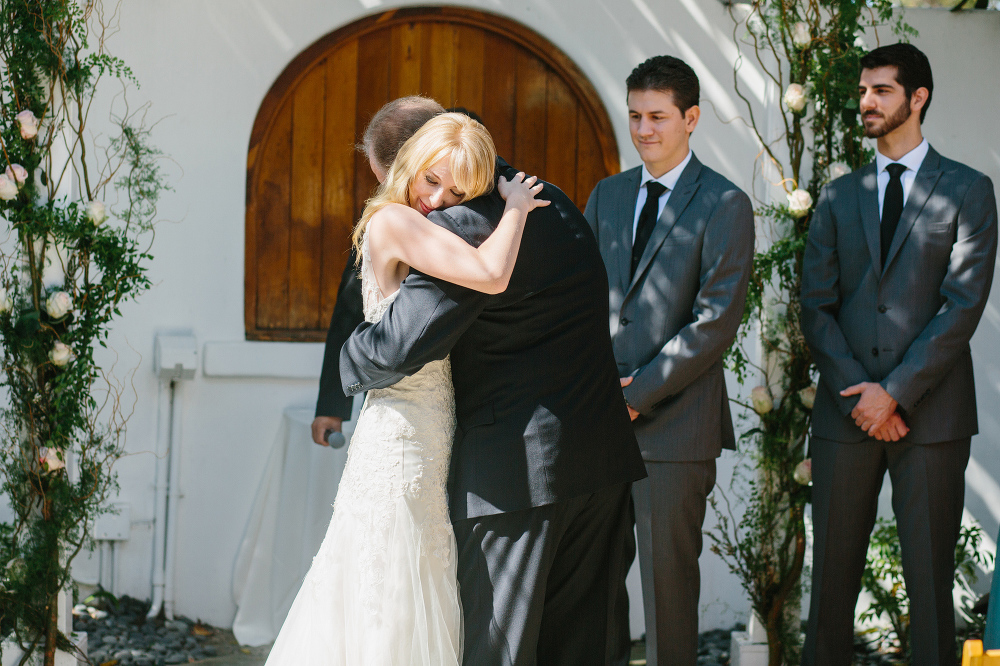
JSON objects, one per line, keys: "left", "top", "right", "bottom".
{"left": 787, "top": 189, "right": 813, "bottom": 218}
{"left": 854, "top": 35, "right": 867, "bottom": 50}
{"left": 45, "top": 291, "right": 72, "bottom": 319}
{"left": 828, "top": 162, "right": 851, "bottom": 181}
{"left": 86, "top": 200, "right": 108, "bottom": 226}
{"left": 0, "top": 286, "right": 12, "bottom": 313}
{"left": 4, "top": 164, "right": 28, "bottom": 186}
{"left": 15, "top": 110, "right": 39, "bottom": 140}
{"left": 0, "top": 175, "right": 17, "bottom": 201}
{"left": 751, "top": 386, "right": 774, "bottom": 415}
{"left": 793, "top": 458, "right": 812, "bottom": 485}
{"left": 49, "top": 341, "right": 73, "bottom": 367}
{"left": 791, "top": 22, "right": 811, "bottom": 48}
{"left": 783, "top": 83, "right": 807, "bottom": 113}
{"left": 798, "top": 384, "right": 817, "bottom": 410}
{"left": 39, "top": 446, "right": 66, "bottom": 473}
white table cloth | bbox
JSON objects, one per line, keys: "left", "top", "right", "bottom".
{"left": 232, "top": 399, "right": 361, "bottom": 646}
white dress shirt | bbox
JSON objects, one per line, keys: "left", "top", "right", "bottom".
{"left": 632, "top": 150, "right": 693, "bottom": 244}
{"left": 875, "top": 138, "right": 929, "bottom": 219}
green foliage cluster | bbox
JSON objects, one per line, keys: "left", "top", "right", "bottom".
{"left": 707, "top": 2, "right": 913, "bottom": 665}
{"left": 859, "top": 519, "right": 994, "bottom": 660}
{"left": 0, "top": 2, "right": 166, "bottom": 665}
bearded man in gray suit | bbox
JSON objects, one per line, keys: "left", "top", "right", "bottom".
{"left": 584, "top": 55, "right": 754, "bottom": 666}
{"left": 801, "top": 43, "right": 997, "bottom": 666}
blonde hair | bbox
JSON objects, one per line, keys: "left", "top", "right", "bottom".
{"left": 352, "top": 112, "right": 497, "bottom": 262}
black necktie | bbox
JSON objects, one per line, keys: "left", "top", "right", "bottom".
{"left": 880, "top": 163, "right": 906, "bottom": 265}
{"left": 632, "top": 181, "right": 667, "bottom": 279}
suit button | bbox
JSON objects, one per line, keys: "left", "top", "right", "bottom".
{"left": 871, "top": 347, "right": 879, "bottom": 357}
{"left": 620, "top": 317, "right": 630, "bottom": 326}
{"left": 878, "top": 305, "right": 888, "bottom": 313}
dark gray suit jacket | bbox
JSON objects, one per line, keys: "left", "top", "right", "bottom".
{"left": 341, "top": 159, "right": 647, "bottom": 521}
{"left": 801, "top": 145, "right": 998, "bottom": 444}
{"left": 584, "top": 154, "right": 755, "bottom": 462}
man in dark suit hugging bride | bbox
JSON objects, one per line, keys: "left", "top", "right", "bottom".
{"left": 286, "top": 94, "right": 646, "bottom": 666}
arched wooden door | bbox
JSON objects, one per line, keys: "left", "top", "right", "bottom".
{"left": 246, "top": 6, "right": 620, "bottom": 341}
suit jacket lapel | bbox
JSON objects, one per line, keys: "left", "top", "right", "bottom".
{"left": 857, "top": 163, "right": 882, "bottom": 274}
{"left": 627, "top": 155, "right": 703, "bottom": 295}
{"left": 882, "top": 146, "right": 943, "bottom": 274}
{"left": 615, "top": 168, "right": 642, "bottom": 295}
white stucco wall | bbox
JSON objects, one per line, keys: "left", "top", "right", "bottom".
{"left": 39, "top": 0, "right": 1000, "bottom": 634}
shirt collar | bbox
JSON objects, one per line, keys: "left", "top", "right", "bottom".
{"left": 640, "top": 150, "right": 692, "bottom": 193}
{"left": 875, "top": 138, "right": 929, "bottom": 176}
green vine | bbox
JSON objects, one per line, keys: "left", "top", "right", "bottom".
{"left": 0, "top": 2, "right": 167, "bottom": 665}
{"left": 859, "top": 520, "right": 994, "bottom": 660}
{"left": 707, "top": 2, "right": 914, "bottom": 665}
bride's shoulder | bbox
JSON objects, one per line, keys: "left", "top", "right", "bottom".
{"left": 368, "top": 203, "right": 415, "bottom": 238}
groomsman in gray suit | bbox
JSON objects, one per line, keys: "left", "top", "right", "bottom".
{"left": 801, "top": 43, "right": 997, "bottom": 666}
{"left": 585, "top": 55, "right": 754, "bottom": 666}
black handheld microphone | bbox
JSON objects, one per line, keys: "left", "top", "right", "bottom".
{"left": 324, "top": 429, "right": 346, "bottom": 449}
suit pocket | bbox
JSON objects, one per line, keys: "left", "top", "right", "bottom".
{"left": 924, "top": 221, "right": 952, "bottom": 233}
{"left": 661, "top": 228, "right": 697, "bottom": 245}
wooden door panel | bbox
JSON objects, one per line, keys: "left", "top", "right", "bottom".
{"left": 289, "top": 64, "right": 326, "bottom": 330}
{"left": 254, "top": 99, "right": 292, "bottom": 330}
{"left": 247, "top": 7, "right": 619, "bottom": 341}
{"left": 422, "top": 23, "right": 457, "bottom": 105}
{"left": 545, "top": 73, "right": 579, "bottom": 203}
{"left": 391, "top": 22, "right": 423, "bottom": 99}
{"left": 454, "top": 25, "right": 484, "bottom": 114}
{"left": 480, "top": 33, "right": 517, "bottom": 164}
{"left": 513, "top": 49, "right": 548, "bottom": 179}
{"left": 321, "top": 42, "right": 359, "bottom": 324}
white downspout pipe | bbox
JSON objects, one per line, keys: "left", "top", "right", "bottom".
{"left": 148, "top": 334, "right": 197, "bottom": 620}
{"left": 147, "top": 378, "right": 172, "bottom": 620}
{"left": 163, "top": 378, "right": 184, "bottom": 620}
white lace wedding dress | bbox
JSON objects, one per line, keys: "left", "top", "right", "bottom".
{"left": 264, "top": 238, "right": 462, "bottom": 665}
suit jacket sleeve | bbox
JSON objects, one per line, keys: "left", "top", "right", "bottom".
{"left": 340, "top": 207, "right": 490, "bottom": 395}
{"left": 800, "top": 185, "right": 875, "bottom": 416}
{"left": 622, "top": 188, "right": 755, "bottom": 414}
{"left": 315, "top": 249, "right": 365, "bottom": 418}
{"left": 882, "top": 174, "right": 998, "bottom": 413}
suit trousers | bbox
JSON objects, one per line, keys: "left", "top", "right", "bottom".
{"left": 452, "top": 482, "right": 633, "bottom": 666}
{"left": 803, "top": 436, "right": 971, "bottom": 666}
{"left": 632, "top": 459, "right": 717, "bottom": 666}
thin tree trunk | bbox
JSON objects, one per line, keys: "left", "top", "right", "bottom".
{"left": 43, "top": 498, "right": 58, "bottom": 666}
{"left": 765, "top": 504, "right": 807, "bottom": 666}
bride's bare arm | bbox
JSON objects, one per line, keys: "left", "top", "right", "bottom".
{"left": 368, "top": 172, "right": 548, "bottom": 295}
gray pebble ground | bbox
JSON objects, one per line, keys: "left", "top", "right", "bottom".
{"left": 75, "top": 596, "right": 219, "bottom": 666}
{"left": 76, "top": 596, "right": 917, "bottom": 665}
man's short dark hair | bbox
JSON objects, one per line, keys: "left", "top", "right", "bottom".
{"left": 860, "top": 43, "right": 933, "bottom": 123}
{"left": 360, "top": 96, "right": 444, "bottom": 172}
{"left": 626, "top": 55, "right": 700, "bottom": 114}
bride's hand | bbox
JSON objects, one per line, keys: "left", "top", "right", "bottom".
{"left": 498, "top": 172, "right": 550, "bottom": 212}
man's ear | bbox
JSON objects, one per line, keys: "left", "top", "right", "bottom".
{"left": 910, "top": 87, "right": 929, "bottom": 115}
{"left": 685, "top": 105, "right": 701, "bottom": 134}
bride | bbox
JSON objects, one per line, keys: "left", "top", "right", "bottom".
{"left": 264, "top": 112, "right": 548, "bottom": 666}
